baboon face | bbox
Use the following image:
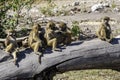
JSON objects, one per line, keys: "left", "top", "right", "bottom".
{"left": 59, "top": 22, "right": 67, "bottom": 31}
{"left": 104, "top": 19, "right": 109, "bottom": 24}
{"left": 48, "top": 21, "right": 55, "bottom": 30}
{"left": 102, "top": 16, "right": 110, "bottom": 24}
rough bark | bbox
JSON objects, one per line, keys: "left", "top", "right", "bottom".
{"left": 0, "top": 36, "right": 28, "bottom": 42}
{"left": 0, "top": 37, "right": 120, "bottom": 80}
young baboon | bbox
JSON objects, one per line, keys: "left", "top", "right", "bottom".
{"left": 96, "top": 16, "right": 113, "bottom": 42}
{"left": 28, "top": 23, "right": 42, "bottom": 55}
{"left": 4, "top": 29, "right": 19, "bottom": 64}
{"left": 58, "top": 22, "right": 72, "bottom": 45}
{"left": 45, "top": 21, "right": 60, "bottom": 51}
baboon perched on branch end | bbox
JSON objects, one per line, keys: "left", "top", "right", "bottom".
{"left": 96, "top": 16, "right": 113, "bottom": 42}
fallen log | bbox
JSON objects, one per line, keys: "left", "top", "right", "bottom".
{"left": 0, "top": 37, "right": 120, "bottom": 80}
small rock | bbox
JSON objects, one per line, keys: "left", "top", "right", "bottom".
{"left": 70, "top": 11, "right": 75, "bottom": 15}
{"left": 20, "top": 8, "right": 28, "bottom": 16}
{"left": 91, "top": 3, "right": 109, "bottom": 12}
{"left": 77, "top": 9, "right": 81, "bottom": 12}
{"left": 29, "top": 7, "right": 40, "bottom": 18}
{"left": 113, "top": 7, "right": 120, "bottom": 12}
{"left": 72, "top": 2, "right": 79, "bottom": 6}
{"left": 6, "top": 10, "right": 17, "bottom": 16}
{"left": 0, "top": 43, "right": 4, "bottom": 50}
{"left": 91, "top": 3, "right": 104, "bottom": 12}
{"left": 53, "top": 7, "right": 59, "bottom": 14}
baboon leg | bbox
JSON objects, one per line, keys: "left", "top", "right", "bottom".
{"left": 31, "top": 41, "right": 42, "bottom": 55}
{"left": 64, "top": 33, "right": 72, "bottom": 45}
{"left": 48, "top": 38, "right": 57, "bottom": 50}
{"left": 106, "top": 33, "right": 113, "bottom": 42}
{"left": 5, "top": 43, "right": 14, "bottom": 52}
{"left": 52, "top": 39, "right": 57, "bottom": 50}
{"left": 12, "top": 50, "right": 17, "bottom": 64}
{"left": 31, "top": 41, "right": 41, "bottom": 52}
{"left": 98, "top": 29, "right": 106, "bottom": 40}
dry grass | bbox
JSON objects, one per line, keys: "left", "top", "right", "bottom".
{"left": 53, "top": 69, "right": 120, "bottom": 80}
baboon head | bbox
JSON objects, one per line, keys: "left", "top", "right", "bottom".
{"left": 32, "top": 23, "right": 39, "bottom": 32}
{"left": 59, "top": 22, "right": 67, "bottom": 31}
{"left": 102, "top": 16, "right": 110, "bottom": 23}
{"left": 47, "top": 21, "right": 56, "bottom": 30}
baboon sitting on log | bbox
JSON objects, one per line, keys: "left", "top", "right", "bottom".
{"left": 4, "top": 29, "right": 19, "bottom": 64}
{"left": 96, "top": 16, "right": 113, "bottom": 42}
{"left": 28, "top": 23, "right": 43, "bottom": 55}
{"left": 58, "top": 22, "right": 72, "bottom": 46}
{"left": 45, "top": 21, "right": 60, "bottom": 51}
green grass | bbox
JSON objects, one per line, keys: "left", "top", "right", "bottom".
{"left": 53, "top": 69, "right": 120, "bottom": 80}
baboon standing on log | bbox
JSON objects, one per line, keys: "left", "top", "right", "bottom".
{"left": 96, "top": 16, "right": 113, "bottom": 42}
{"left": 5, "top": 29, "right": 19, "bottom": 64}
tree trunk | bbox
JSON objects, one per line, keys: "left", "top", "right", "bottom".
{"left": 0, "top": 37, "right": 120, "bottom": 80}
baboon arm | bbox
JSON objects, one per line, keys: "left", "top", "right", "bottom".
{"left": 29, "top": 38, "right": 33, "bottom": 46}
{"left": 45, "top": 33, "right": 50, "bottom": 41}
{"left": 28, "top": 34, "right": 33, "bottom": 46}
{"left": 108, "top": 26, "right": 112, "bottom": 33}
{"left": 4, "top": 37, "right": 10, "bottom": 47}
{"left": 14, "top": 37, "right": 19, "bottom": 48}
{"left": 102, "top": 29, "right": 106, "bottom": 38}
{"left": 97, "top": 25, "right": 103, "bottom": 36}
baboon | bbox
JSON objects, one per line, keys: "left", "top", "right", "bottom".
{"left": 28, "top": 23, "right": 42, "bottom": 55}
{"left": 22, "top": 24, "right": 47, "bottom": 49}
{"left": 4, "top": 29, "right": 19, "bottom": 64}
{"left": 58, "top": 22, "right": 72, "bottom": 45}
{"left": 96, "top": 16, "right": 113, "bottom": 42}
{"left": 38, "top": 24, "right": 47, "bottom": 49}
{"left": 46, "top": 21, "right": 59, "bottom": 31}
{"left": 45, "top": 21, "right": 60, "bottom": 51}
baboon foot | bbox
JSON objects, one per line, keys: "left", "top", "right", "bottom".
{"left": 53, "top": 48, "right": 61, "bottom": 52}
{"left": 13, "top": 58, "right": 17, "bottom": 65}
{"left": 106, "top": 39, "right": 113, "bottom": 43}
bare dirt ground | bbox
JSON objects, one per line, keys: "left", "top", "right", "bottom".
{"left": 31, "top": 0, "right": 120, "bottom": 36}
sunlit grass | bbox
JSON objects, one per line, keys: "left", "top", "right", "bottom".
{"left": 53, "top": 69, "right": 120, "bottom": 80}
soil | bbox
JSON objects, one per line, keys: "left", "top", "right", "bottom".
{"left": 31, "top": 0, "right": 120, "bottom": 37}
